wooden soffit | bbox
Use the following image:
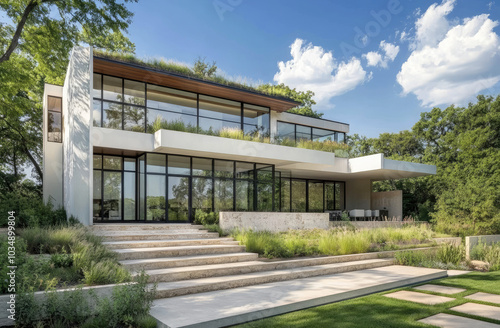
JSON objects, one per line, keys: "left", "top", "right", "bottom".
{"left": 93, "top": 57, "right": 300, "bottom": 112}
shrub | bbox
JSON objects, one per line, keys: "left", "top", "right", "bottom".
{"left": 194, "top": 209, "right": 219, "bottom": 225}
{"left": 51, "top": 253, "right": 73, "bottom": 268}
{"left": 436, "top": 243, "right": 465, "bottom": 265}
{"left": 82, "top": 260, "right": 130, "bottom": 285}
{"left": 471, "top": 241, "right": 500, "bottom": 271}
{"left": 394, "top": 244, "right": 469, "bottom": 270}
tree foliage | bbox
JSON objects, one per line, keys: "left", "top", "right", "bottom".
{"left": 193, "top": 57, "right": 217, "bottom": 78}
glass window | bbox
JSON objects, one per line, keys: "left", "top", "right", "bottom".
{"left": 47, "top": 111, "right": 62, "bottom": 142}
{"left": 124, "top": 158, "right": 136, "bottom": 171}
{"left": 48, "top": 96, "right": 62, "bottom": 112}
{"left": 93, "top": 155, "right": 102, "bottom": 169}
{"left": 124, "top": 80, "right": 145, "bottom": 105}
{"left": 335, "top": 182, "right": 345, "bottom": 210}
{"left": 291, "top": 179, "right": 306, "bottom": 212}
{"left": 103, "top": 101, "right": 123, "bottom": 129}
{"left": 214, "top": 160, "right": 233, "bottom": 178}
{"left": 124, "top": 105, "right": 145, "bottom": 132}
{"left": 103, "top": 171, "right": 122, "bottom": 220}
{"left": 296, "top": 125, "right": 311, "bottom": 141}
{"left": 103, "top": 76, "right": 122, "bottom": 102}
{"left": 338, "top": 133, "right": 345, "bottom": 143}
{"left": 308, "top": 181, "right": 324, "bottom": 212}
{"left": 147, "top": 154, "right": 166, "bottom": 174}
{"left": 93, "top": 100, "right": 102, "bottom": 127}
{"left": 147, "top": 85, "right": 197, "bottom": 115}
{"left": 124, "top": 172, "right": 136, "bottom": 220}
{"left": 236, "top": 180, "right": 254, "bottom": 211}
{"left": 138, "top": 155, "right": 146, "bottom": 220}
{"left": 199, "top": 117, "right": 240, "bottom": 135}
{"left": 257, "top": 182, "right": 273, "bottom": 211}
{"left": 168, "top": 176, "right": 189, "bottom": 221}
{"left": 199, "top": 95, "right": 241, "bottom": 123}
{"left": 325, "top": 182, "right": 335, "bottom": 211}
{"left": 103, "top": 156, "right": 122, "bottom": 170}
{"left": 93, "top": 73, "right": 102, "bottom": 99}
{"left": 93, "top": 170, "right": 102, "bottom": 220}
{"left": 147, "top": 174, "right": 166, "bottom": 221}
{"left": 192, "top": 177, "right": 213, "bottom": 213}
{"left": 168, "top": 155, "right": 190, "bottom": 175}
{"left": 280, "top": 178, "right": 291, "bottom": 212}
{"left": 277, "top": 122, "right": 295, "bottom": 141}
{"left": 256, "top": 164, "right": 273, "bottom": 181}
{"left": 192, "top": 158, "right": 212, "bottom": 177}
{"left": 214, "top": 179, "right": 233, "bottom": 211}
{"left": 146, "top": 108, "right": 197, "bottom": 133}
{"left": 312, "top": 128, "right": 336, "bottom": 142}
{"left": 243, "top": 104, "right": 269, "bottom": 137}
{"left": 236, "top": 162, "right": 254, "bottom": 179}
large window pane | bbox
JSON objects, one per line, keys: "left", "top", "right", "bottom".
{"left": 124, "top": 158, "right": 136, "bottom": 171}
{"left": 192, "top": 158, "right": 212, "bottom": 177}
{"left": 138, "top": 155, "right": 145, "bottom": 220}
{"left": 147, "top": 174, "right": 166, "bottom": 221}
{"left": 47, "top": 111, "right": 62, "bottom": 142}
{"left": 103, "top": 101, "right": 122, "bottom": 129}
{"left": 124, "top": 80, "right": 145, "bottom": 105}
{"left": 276, "top": 122, "right": 295, "bottom": 141}
{"left": 124, "top": 172, "right": 135, "bottom": 220}
{"left": 257, "top": 182, "right": 273, "bottom": 211}
{"left": 199, "top": 95, "right": 241, "bottom": 123}
{"left": 256, "top": 164, "right": 273, "bottom": 181}
{"left": 103, "top": 76, "right": 122, "bottom": 102}
{"left": 124, "top": 105, "right": 145, "bottom": 132}
{"left": 147, "top": 154, "right": 166, "bottom": 174}
{"left": 93, "top": 155, "right": 102, "bottom": 169}
{"left": 146, "top": 108, "right": 197, "bottom": 133}
{"left": 93, "top": 73, "right": 102, "bottom": 99}
{"left": 192, "top": 178, "right": 212, "bottom": 213}
{"left": 93, "top": 170, "right": 102, "bottom": 220}
{"left": 93, "top": 100, "right": 102, "bottom": 127}
{"left": 325, "top": 182, "right": 335, "bottom": 211}
{"left": 103, "top": 156, "right": 122, "bottom": 170}
{"left": 335, "top": 182, "right": 345, "bottom": 210}
{"left": 296, "top": 125, "right": 311, "bottom": 141}
{"left": 236, "top": 162, "right": 254, "bottom": 179}
{"left": 168, "top": 155, "right": 190, "bottom": 175}
{"left": 236, "top": 180, "right": 254, "bottom": 211}
{"left": 214, "top": 160, "right": 233, "bottom": 178}
{"left": 103, "top": 171, "right": 122, "bottom": 220}
{"left": 168, "top": 176, "right": 189, "bottom": 221}
{"left": 338, "top": 133, "right": 345, "bottom": 143}
{"left": 147, "top": 85, "right": 196, "bottom": 115}
{"left": 291, "top": 179, "right": 306, "bottom": 212}
{"left": 198, "top": 117, "right": 240, "bottom": 135}
{"left": 308, "top": 181, "right": 324, "bottom": 212}
{"left": 312, "top": 128, "right": 336, "bottom": 142}
{"left": 280, "top": 178, "right": 291, "bottom": 212}
{"left": 48, "top": 96, "right": 62, "bottom": 112}
{"left": 243, "top": 104, "right": 269, "bottom": 137}
{"left": 214, "top": 179, "right": 233, "bottom": 211}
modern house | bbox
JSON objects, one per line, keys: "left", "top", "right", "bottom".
{"left": 43, "top": 47, "right": 436, "bottom": 226}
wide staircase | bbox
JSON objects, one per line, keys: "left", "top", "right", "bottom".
{"left": 92, "top": 223, "right": 396, "bottom": 299}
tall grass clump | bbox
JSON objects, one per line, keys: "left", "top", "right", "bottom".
{"left": 394, "top": 243, "right": 468, "bottom": 270}
{"left": 470, "top": 241, "right": 500, "bottom": 271}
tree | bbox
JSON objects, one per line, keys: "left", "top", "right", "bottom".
{"left": 257, "top": 83, "right": 323, "bottom": 118}
{"left": 193, "top": 57, "right": 217, "bottom": 78}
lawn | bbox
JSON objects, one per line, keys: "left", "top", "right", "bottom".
{"left": 233, "top": 271, "right": 500, "bottom": 328}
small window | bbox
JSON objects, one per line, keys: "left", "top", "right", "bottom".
{"left": 47, "top": 96, "right": 62, "bottom": 143}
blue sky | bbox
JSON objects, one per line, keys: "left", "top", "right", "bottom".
{"left": 125, "top": 0, "right": 500, "bottom": 137}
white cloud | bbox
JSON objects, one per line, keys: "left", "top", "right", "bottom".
{"left": 274, "top": 39, "right": 370, "bottom": 106}
{"left": 363, "top": 41, "right": 399, "bottom": 68}
{"left": 397, "top": 1, "right": 500, "bottom": 107}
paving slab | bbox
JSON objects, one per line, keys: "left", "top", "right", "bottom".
{"left": 384, "top": 290, "right": 455, "bottom": 305}
{"left": 419, "top": 313, "right": 500, "bottom": 328}
{"left": 467, "top": 292, "right": 500, "bottom": 305}
{"left": 150, "top": 265, "right": 447, "bottom": 328}
{"left": 451, "top": 303, "right": 500, "bottom": 321}
{"left": 414, "top": 284, "right": 466, "bottom": 295}
{"left": 447, "top": 270, "right": 471, "bottom": 276}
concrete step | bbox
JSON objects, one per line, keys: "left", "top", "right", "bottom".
{"left": 152, "top": 258, "right": 394, "bottom": 298}
{"left": 115, "top": 244, "right": 247, "bottom": 260}
{"left": 94, "top": 229, "right": 208, "bottom": 236}
{"left": 140, "top": 251, "right": 402, "bottom": 283}
{"left": 104, "top": 238, "right": 238, "bottom": 249}
{"left": 97, "top": 232, "right": 220, "bottom": 241}
{"left": 91, "top": 223, "right": 205, "bottom": 231}
{"left": 150, "top": 266, "right": 449, "bottom": 327}
{"left": 120, "top": 252, "right": 259, "bottom": 271}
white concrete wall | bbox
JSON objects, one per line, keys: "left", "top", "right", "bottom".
{"left": 62, "top": 46, "right": 93, "bottom": 225}
{"left": 345, "top": 179, "right": 372, "bottom": 210}
{"left": 43, "top": 84, "right": 64, "bottom": 207}
{"left": 219, "top": 212, "right": 330, "bottom": 232}
{"left": 371, "top": 190, "right": 403, "bottom": 220}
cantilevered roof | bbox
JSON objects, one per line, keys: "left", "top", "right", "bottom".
{"left": 93, "top": 56, "right": 300, "bottom": 113}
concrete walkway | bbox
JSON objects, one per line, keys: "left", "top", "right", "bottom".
{"left": 151, "top": 265, "right": 446, "bottom": 328}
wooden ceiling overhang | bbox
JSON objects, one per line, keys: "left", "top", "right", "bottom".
{"left": 93, "top": 57, "right": 300, "bottom": 112}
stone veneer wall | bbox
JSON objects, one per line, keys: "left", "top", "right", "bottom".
{"left": 330, "top": 221, "right": 430, "bottom": 230}
{"left": 219, "top": 212, "right": 329, "bottom": 232}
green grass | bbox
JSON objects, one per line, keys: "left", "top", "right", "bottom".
{"left": 234, "top": 271, "right": 500, "bottom": 328}
{"left": 231, "top": 225, "right": 436, "bottom": 259}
